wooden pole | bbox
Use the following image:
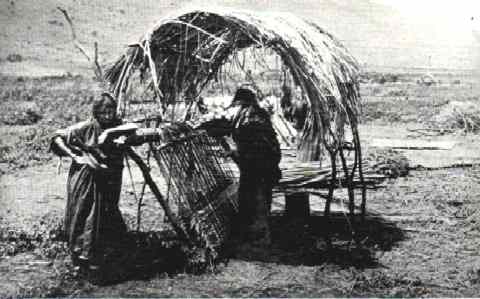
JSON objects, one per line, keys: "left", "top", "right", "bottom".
{"left": 353, "top": 127, "right": 367, "bottom": 220}
{"left": 285, "top": 192, "right": 310, "bottom": 219}
{"left": 338, "top": 148, "right": 355, "bottom": 239}
{"left": 126, "top": 148, "right": 192, "bottom": 243}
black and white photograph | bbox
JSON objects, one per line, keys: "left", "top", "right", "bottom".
{"left": 1, "top": 0, "right": 480, "bottom": 297}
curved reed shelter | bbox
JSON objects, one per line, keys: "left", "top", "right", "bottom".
{"left": 106, "top": 8, "right": 366, "bottom": 244}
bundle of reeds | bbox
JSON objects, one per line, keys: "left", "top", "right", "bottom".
{"left": 277, "top": 155, "right": 388, "bottom": 192}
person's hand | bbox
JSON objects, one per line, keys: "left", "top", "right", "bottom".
{"left": 224, "top": 149, "right": 239, "bottom": 162}
{"left": 113, "top": 135, "right": 129, "bottom": 148}
{"left": 72, "top": 154, "right": 107, "bottom": 169}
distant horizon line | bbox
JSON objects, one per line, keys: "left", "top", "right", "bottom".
{"left": 362, "top": 64, "right": 480, "bottom": 73}
{"left": 1, "top": 62, "right": 479, "bottom": 78}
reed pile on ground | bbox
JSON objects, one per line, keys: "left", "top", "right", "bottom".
{"left": 432, "top": 100, "right": 480, "bottom": 133}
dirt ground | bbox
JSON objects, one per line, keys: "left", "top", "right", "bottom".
{"left": 2, "top": 2, "right": 480, "bottom": 296}
{"left": 2, "top": 122, "right": 480, "bottom": 297}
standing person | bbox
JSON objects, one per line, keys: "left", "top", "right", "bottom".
{"left": 228, "top": 86, "right": 282, "bottom": 250}
{"left": 291, "top": 95, "right": 308, "bottom": 130}
{"left": 197, "top": 85, "right": 281, "bottom": 253}
{"left": 50, "top": 92, "right": 128, "bottom": 277}
{"left": 280, "top": 84, "right": 293, "bottom": 121}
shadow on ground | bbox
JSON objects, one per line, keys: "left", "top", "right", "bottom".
{"left": 230, "top": 211, "right": 406, "bottom": 268}
{"left": 9, "top": 210, "right": 405, "bottom": 287}
{"left": 79, "top": 211, "right": 406, "bottom": 285}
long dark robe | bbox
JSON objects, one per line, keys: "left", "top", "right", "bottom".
{"left": 231, "top": 105, "right": 281, "bottom": 245}
{"left": 51, "top": 119, "right": 127, "bottom": 266}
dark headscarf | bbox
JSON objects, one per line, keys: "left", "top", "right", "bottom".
{"left": 230, "top": 86, "right": 257, "bottom": 107}
{"left": 92, "top": 92, "right": 117, "bottom": 120}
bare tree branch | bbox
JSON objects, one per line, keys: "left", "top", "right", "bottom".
{"left": 57, "top": 7, "right": 91, "bottom": 62}
{"left": 57, "top": 6, "right": 103, "bottom": 81}
{"left": 94, "top": 41, "right": 103, "bottom": 79}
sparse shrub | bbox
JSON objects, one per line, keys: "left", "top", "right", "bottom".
{"left": 0, "top": 75, "right": 96, "bottom": 173}
{"left": 379, "top": 74, "right": 399, "bottom": 84}
{"left": 48, "top": 19, "right": 63, "bottom": 26}
{"left": 6, "top": 53, "right": 22, "bottom": 62}
{"left": 385, "top": 88, "right": 407, "bottom": 97}
{"left": 350, "top": 271, "right": 429, "bottom": 297}
{"left": 361, "top": 100, "right": 402, "bottom": 123}
{"left": 371, "top": 86, "right": 382, "bottom": 96}
{"left": 360, "top": 72, "right": 400, "bottom": 84}
{"left": 1, "top": 101, "right": 42, "bottom": 125}
{"left": 366, "top": 148, "right": 409, "bottom": 178}
{"left": 417, "top": 74, "right": 436, "bottom": 86}
{"left": 432, "top": 100, "right": 480, "bottom": 132}
{"left": 0, "top": 210, "right": 66, "bottom": 258}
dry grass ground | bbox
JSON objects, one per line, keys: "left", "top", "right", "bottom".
{"left": 2, "top": 73, "right": 480, "bottom": 297}
{"left": 2, "top": 162, "right": 480, "bottom": 297}
{"left": 2, "top": 2, "right": 480, "bottom": 297}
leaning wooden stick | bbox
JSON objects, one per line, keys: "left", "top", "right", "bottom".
{"left": 126, "top": 147, "right": 193, "bottom": 243}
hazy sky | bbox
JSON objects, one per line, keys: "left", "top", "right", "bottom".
{"left": 330, "top": 0, "right": 480, "bottom": 70}
{"left": 2, "top": 0, "right": 480, "bottom": 74}
{"left": 367, "top": 0, "right": 480, "bottom": 70}
{"left": 182, "top": 0, "right": 480, "bottom": 70}
{"left": 378, "top": 0, "right": 480, "bottom": 44}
